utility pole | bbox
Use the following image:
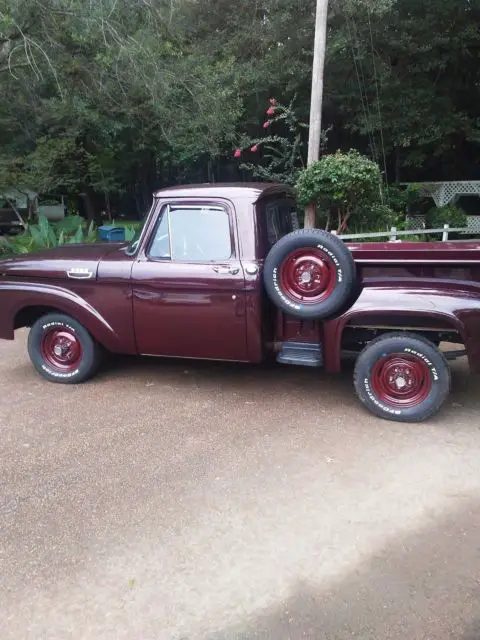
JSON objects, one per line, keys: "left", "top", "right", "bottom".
{"left": 304, "top": 0, "right": 329, "bottom": 229}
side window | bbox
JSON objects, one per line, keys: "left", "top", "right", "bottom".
{"left": 266, "top": 203, "right": 281, "bottom": 246}
{"left": 265, "top": 199, "right": 298, "bottom": 248}
{"left": 149, "top": 205, "right": 232, "bottom": 261}
{"left": 149, "top": 211, "right": 171, "bottom": 258}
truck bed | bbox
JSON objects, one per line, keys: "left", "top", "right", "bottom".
{"left": 348, "top": 241, "right": 480, "bottom": 264}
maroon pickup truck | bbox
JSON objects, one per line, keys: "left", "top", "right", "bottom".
{"left": 0, "top": 183, "right": 479, "bottom": 423}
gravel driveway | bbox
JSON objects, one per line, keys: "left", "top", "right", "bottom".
{"left": 1, "top": 331, "right": 480, "bottom": 639}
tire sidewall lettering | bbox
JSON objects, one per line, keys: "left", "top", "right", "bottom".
{"left": 403, "top": 347, "right": 439, "bottom": 381}
{"left": 272, "top": 266, "right": 302, "bottom": 311}
{"left": 363, "top": 376, "right": 402, "bottom": 415}
{"left": 41, "top": 364, "right": 81, "bottom": 379}
{"left": 42, "top": 321, "right": 77, "bottom": 334}
{"left": 316, "top": 243, "right": 342, "bottom": 283}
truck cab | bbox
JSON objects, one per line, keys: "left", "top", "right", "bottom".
{"left": 127, "top": 183, "right": 299, "bottom": 364}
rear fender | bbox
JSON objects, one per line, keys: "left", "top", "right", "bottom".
{"left": 323, "top": 287, "right": 480, "bottom": 373}
{"left": 0, "top": 281, "right": 128, "bottom": 353}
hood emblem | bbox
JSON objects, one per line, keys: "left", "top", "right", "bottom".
{"left": 67, "top": 267, "right": 94, "bottom": 280}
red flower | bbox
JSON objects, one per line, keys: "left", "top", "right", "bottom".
{"left": 266, "top": 106, "right": 276, "bottom": 116}
{"left": 269, "top": 97, "right": 277, "bottom": 105}
{"left": 250, "top": 145, "right": 258, "bottom": 152}
{"left": 233, "top": 148, "right": 241, "bottom": 158}
{"left": 263, "top": 121, "right": 271, "bottom": 129}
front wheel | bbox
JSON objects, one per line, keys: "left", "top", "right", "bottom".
{"left": 28, "top": 313, "right": 102, "bottom": 384}
{"left": 353, "top": 332, "right": 451, "bottom": 422}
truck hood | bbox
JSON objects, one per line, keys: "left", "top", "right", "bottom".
{"left": 0, "top": 243, "right": 125, "bottom": 281}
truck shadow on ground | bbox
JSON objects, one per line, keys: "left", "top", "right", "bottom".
{"left": 103, "top": 352, "right": 479, "bottom": 427}
{"left": 201, "top": 498, "right": 480, "bottom": 640}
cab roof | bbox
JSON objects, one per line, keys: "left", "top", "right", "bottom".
{"left": 153, "top": 182, "right": 295, "bottom": 203}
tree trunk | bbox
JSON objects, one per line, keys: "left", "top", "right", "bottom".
{"left": 304, "top": 202, "right": 316, "bottom": 228}
{"left": 104, "top": 193, "right": 112, "bottom": 221}
{"left": 207, "top": 159, "right": 215, "bottom": 183}
{"left": 337, "top": 208, "right": 351, "bottom": 234}
{"left": 325, "top": 211, "right": 331, "bottom": 231}
{"left": 80, "top": 187, "right": 97, "bottom": 224}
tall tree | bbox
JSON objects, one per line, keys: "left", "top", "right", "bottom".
{"left": 1, "top": 0, "right": 480, "bottom": 219}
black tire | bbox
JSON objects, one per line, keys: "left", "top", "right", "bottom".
{"left": 28, "top": 313, "right": 102, "bottom": 384}
{"left": 353, "top": 332, "right": 451, "bottom": 423}
{"left": 263, "top": 229, "right": 356, "bottom": 320}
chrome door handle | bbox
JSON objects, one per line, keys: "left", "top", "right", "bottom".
{"left": 212, "top": 265, "right": 239, "bottom": 275}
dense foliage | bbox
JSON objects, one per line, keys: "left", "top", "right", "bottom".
{"left": 1, "top": 0, "right": 479, "bottom": 222}
{"left": 426, "top": 205, "right": 468, "bottom": 230}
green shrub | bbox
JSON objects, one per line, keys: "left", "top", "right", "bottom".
{"left": 54, "top": 215, "right": 86, "bottom": 234}
{"left": 426, "top": 205, "right": 467, "bottom": 230}
{"left": 295, "top": 150, "right": 382, "bottom": 233}
{"left": 6, "top": 215, "right": 97, "bottom": 255}
{"left": 0, "top": 237, "right": 13, "bottom": 258}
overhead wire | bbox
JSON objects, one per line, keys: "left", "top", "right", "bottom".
{"left": 367, "top": 7, "right": 389, "bottom": 203}
{"left": 344, "top": 11, "right": 378, "bottom": 165}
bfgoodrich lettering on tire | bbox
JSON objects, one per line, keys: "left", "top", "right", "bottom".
{"left": 263, "top": 229, "right": 356, "bottom": 320}
{"left": 28, "top": 313, "right": 102, "bottom": 384}
{"left": 353, "top": 332, "right": 451, "bottom": 423}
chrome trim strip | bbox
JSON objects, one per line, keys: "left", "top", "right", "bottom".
{"left": 355, "top": 258, "right": 480, "bottom": 264}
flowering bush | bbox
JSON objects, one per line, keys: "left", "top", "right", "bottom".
{"left": 233, "top": 97, "right": 313, "bottom": 185}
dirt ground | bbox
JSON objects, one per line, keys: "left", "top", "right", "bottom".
{"left": 1, "top": 331, "right": 480, "bottom": 639}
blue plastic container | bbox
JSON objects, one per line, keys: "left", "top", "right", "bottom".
{"left": 98, "top": 226, "right": 125, "bottom": 242}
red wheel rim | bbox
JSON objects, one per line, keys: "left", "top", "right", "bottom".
{"left": 279, "top": 247, "right": 337, "bottom": 304}
{"left": 41, "top": 329, "right": 83, "bottom": 372}
{"left": 371, "top": 353, "right": 432, "bottom": 408}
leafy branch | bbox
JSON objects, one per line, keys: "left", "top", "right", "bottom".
{"left": 234, "top": 97, "right": 316, "bottom": 185}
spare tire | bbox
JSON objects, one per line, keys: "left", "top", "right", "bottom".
{"left": 263, "top": 229, "right": 356, "bottom": 320}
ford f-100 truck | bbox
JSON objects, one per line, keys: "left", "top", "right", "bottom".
{"left": 1, "top": 182, "right": 478, "bottom": 423}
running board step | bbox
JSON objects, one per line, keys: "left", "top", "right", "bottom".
{"left": 277, "top": 341, "right": 323, "bottom": 368}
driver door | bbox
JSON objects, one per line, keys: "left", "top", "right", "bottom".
{"left": 131, "top": 202, "right": 248, "bottom": 361}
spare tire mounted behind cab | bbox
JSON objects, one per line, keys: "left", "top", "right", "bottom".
{"left": 263, "top": 228, "right": 357, "bottom": 320}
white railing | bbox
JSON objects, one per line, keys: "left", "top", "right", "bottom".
{"left": 332, "top": 224, "right": 468, "bottom": 242}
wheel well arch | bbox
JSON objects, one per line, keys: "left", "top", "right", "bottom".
{"left": 14, "top": 305, "right": 67, "bottom": 330}
{"left": 323, "top": 308, "right": 466, "bottom": 374}
{"left": 10, "top": 294, "right": 131, "bottom": 354}
{"left": 342, "top": 312, "right": 464, "bottom": 343}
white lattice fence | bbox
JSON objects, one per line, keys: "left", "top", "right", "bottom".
{"left": 417, "top": 181, "right": 480, "bottom": 207}
{"left": 407, "top": 214, "right": 480, "bottom": 234}
{"left": 465, "top": 215, "right": 480, "bottom": 233}
{"left": 407, "top": 215, "right": 426, "bottom": 230}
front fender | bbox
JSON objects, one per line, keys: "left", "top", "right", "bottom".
{"left": 323, "top": 285, "right": 480, "bottom": 373}
{"left": 0, "top": 280, "right": 135, "bottom": 354}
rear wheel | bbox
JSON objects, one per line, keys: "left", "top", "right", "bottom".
{"left": 353, "top": 332, "right": 451, "bottom": 422}
{"left": 28, "top": 313, "right": 102, "bottom": 383}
